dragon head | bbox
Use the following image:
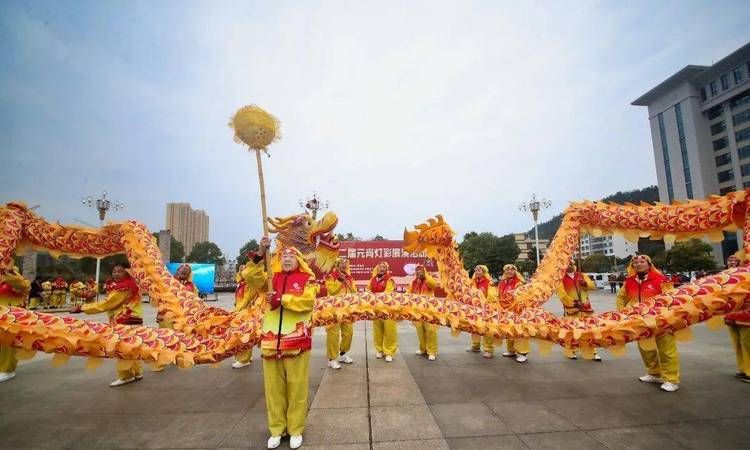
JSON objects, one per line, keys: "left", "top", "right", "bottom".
{"left": 403, "top": 215, "right": 455, "bottom": 258}
{"left": 268, "top": 211, "right": 340, "bottom": 272}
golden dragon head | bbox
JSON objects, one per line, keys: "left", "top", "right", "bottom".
{"left": 403, "top": 215, "right": 455, "bottom": 258}
{"left": 268, "top": 211, "right": 340, "bottom": 272}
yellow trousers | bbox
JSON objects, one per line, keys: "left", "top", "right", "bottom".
{"left": 373, "top": 320, "right": 398, "bottom": 356}
{"left": 117, "top": 361, "right": 143, "bottom": 381}
{"left": 728, "top": 325, "right": 750, "bottom": 376}
{"left": 470, "top": 334, "right": 494, "bottom": 352}
{"left": 154, "top": 318, "right": 175, "bottom": 371}
{"left": 326, "top": 323, "right": 353, "bottom": 360}
{"left": 52, "top": 292, "right": 66, "bottom": 307}
{"left": 413, "top": 322, "right": 438, "bottom": 356}
{"left": 506, "top": 339, "right": 529, "bottom": 355}
{"left": 263, "top": 351, "right": 310, "bottom": 436}
{"left": 29, "top": 297, "right": 40, "bottom": 309}
{"left": 236, "top": 348, "right": 254, "bottom": 364}
{"left": 638, "top": 335, "right": 680, "bottom": 383}
{"left": 0, "top": 345, "right": 17, "bottom": 373}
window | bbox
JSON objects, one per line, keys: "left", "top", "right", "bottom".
{"left": 721, "top": 186, "right": 737, "bottom": 195}
{"left": 745, "top": 180, "right": 750, "bottom": 189}
{"left": 721, "top": 74, "right": 730, "bottom": 90}
{"left": 735, "top": 67, "right": 744, "bottom": 84}
{"left": 658, "top": 113, "right": 674, "bottom": 202}
{"left": 713, "top": 137, "right": 728, "bottom": 151}
{"left": 737, "top": 128, "right": 750, "bottom": 143}
{"left": 675, "top": 103, "right": 693, "bottom": 198}
{"left": 711, "top": 121, "right": 726, "bottom": 135}
{"left": 708, "top": 105, "right": 723, "bottom": 120}
{"left": 740, "top": 145, "right": 750, "bottom": 160}
{"left": 700, "top": 87, "right": 707, "bottom": 101}
{"left": 716, "top": 153, "right": 732, "bottom": 167}
{"left": 718, "top": 169, "right": 734, "bottom": 183}
{"left": 710, "top": 80, "right": 718, "bottom": 96}
{"left": 731, "top": 93, "right": 750, "bottom": 110}
{"left": 734, "top": 110, "right": 750, "bottom": 127}
{"left": 742, "top": 163, "right": 750, "bottom": 177}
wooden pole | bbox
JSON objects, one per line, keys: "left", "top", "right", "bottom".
{"left": 255, "top": 149, "right": 273, "bottom": 291}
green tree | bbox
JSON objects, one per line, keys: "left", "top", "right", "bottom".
{"left": 187, "top": 241, "right": 226, "bottom": 266}
{"left": 372, "top": 234, "right": 386, "bottom": 241}
{"left": 151, "top": 233, "right": 185, "bottom": 262}
{"left": 515, "top": 260, "right": 536, "bottom": 277}
{"left": 237, "top": 239, "right": 260, "bottom": 266}
{"left": 169, "top": 238, "right": 185, "bottom": 263}
{"left": 336, "top": 232, "right": 361, "bottom": 241}
{"left": 665, "top": 239, "right": 717, "bottom": 274}
{"left": 458, "top": 232, "right": 520, "bottom": 277}
{"left": 581, "top": 254, "right": 614, "bottom": 272}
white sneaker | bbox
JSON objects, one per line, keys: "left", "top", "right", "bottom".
{"left": 501, "top": 351, "right": 516, "bottom": 357}
{"left": 415, "top": 350, "right": 425, "bottom": 355}
{"left": 375, "top": 352, "right": 383, "bottom": 359}
{"left": 338, "top": 354, "right": 354, "bottom": 364}
{"left": 232, "top": 360, "right": 251, "bottom": 369}
{"left": 660, "top": 382, "right": 679, "bottom": 392}
{"left": 567, "top": 354, "right": 578, "bottom": 360}
{"left": 109, "top": 377, "right": 135, "bottom": 387}
{"left": 328, "top": 360, "right": 342, "bottom": 370}
{"left": 0, "top": 372, "right": 16, "bottom": 383}
{"left": 289, "top": 434, "right": 303, "bottom": 449}
{"left": 639, "top": 374, "right": 663, "bottom": 383}
{"left": 384, "top": 355, "right": 393, "bottom": 363}
{"left": 482, "top": 351, "right": 493, "bottom": 359}
{"left": 466, "top": 347, "right": 480, "bottom": 353}
{"left": 267, "top": 435, "right": 281, "bottom": 449}
{"left": 135, "top": 374, "right": 144, "bottom": 380}
{"left": 428, "top": 354, "right": 436, "bottom": 361}
{"left": 516, "top": 354, "right": 528, "bottom": 363}
{"left": 593, "top": 354, "right": 602, "bottom": 362}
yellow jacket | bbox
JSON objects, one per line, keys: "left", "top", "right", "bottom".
{"left": 82, "top": 275, "right": 143, "bottom": 324}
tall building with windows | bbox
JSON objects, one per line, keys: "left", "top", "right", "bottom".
{"left": 514, "top": 233, "right": 549, "bottom": 262}
{"left": 165, "top": 203, "right": 210, "bottom": 255}
{"left": 632, "top": 42, "right": 750, "bottom": 262}
{"left": 578, "top": 234, "right": 638, "bottom": 259}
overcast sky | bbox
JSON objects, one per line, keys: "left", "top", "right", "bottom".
{"left": 1, "top": 1, "right": 749, "bottom": 259}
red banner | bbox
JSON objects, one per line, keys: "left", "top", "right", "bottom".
{"left": 338, "top": 240, "right": 441, "bottom": 293}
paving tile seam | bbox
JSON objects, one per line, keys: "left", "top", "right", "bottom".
{"left": 365, "top": 321, "right": 374, "bottom": 450}
{"left": 215, "top": 410, "right": 250, "bottom": 448}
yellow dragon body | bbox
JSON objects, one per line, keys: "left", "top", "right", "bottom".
{"left": 0, "top": 192, "right": 748, "bottom": 367}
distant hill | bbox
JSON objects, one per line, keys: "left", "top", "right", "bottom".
{"left": 527, "top": 186, "right": 659, "bottom": 240}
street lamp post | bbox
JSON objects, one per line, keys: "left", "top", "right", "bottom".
{"left": 82, "top": 191, "right": 124, "bottom": 298}
{"left": 519, "top": 194, "right": 551, "bottom": 266}
{"left": 299, "top": 191, "right": 328, "bottom": 220}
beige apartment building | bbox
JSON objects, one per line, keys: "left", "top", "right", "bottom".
{"left": 165, "top": 203, "right": 210, "bottom": 254}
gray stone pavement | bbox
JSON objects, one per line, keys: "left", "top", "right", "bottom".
{"left": 1, "top": 290, "right": 749, "bottom": 449}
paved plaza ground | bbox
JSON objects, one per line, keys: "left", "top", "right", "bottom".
{"left": 1, "top": 290, "right": 749, "bottom": 449}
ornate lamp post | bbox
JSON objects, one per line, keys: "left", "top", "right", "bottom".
{"left": 82, "top": 191, "right": 124, "bottom": 297}
{"left": 299, "top": 191, "right": 328, "bottom": 220}
{"left": 519, "top": 194, "right": 551, "bottom": 266}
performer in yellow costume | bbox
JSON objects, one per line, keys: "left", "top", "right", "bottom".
{"left": 368, "top": 261, "right": 398, "bottom": 362}
{"left": 28, "top": 276, "right": 43, "bottom": 310}
{"left": 410, "top": 265, "right": 439, "bottom": 360}
{"left": 724, "top": 254, "right": 750, "bottom": 383}
{"left": 82, "top": 262, "right": 145, "bottom": 387}
{"left": 232, "top": 263, "right": 254, "bottom": 369}
{"left": 467, "top": 265, "right": 496, "bottom": 357}
{"left": 616, "top": 255, "right": 679, "bottom": 392}
{"left": 500, "top": 264, "right": 529, "bottom": 363}
{"left": 324, "top": 258, "right": 355, "bottom": 369}
{"left": 69, "top": 280, "right": 86, "bottom": 309}
{"left": 0, "top": 266, "right": 31, "bottom": 383}
{"left": 51, "top": 276, "right": 67, "bottom": 308}
{"left": 40, "top": 279, "right": 52, "bottom": 309}
{"left": 241, "top": 237, "right": 316, "bottom": 450}
{"left": 556, "top": 260, "right": 601, "bottom": 361}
